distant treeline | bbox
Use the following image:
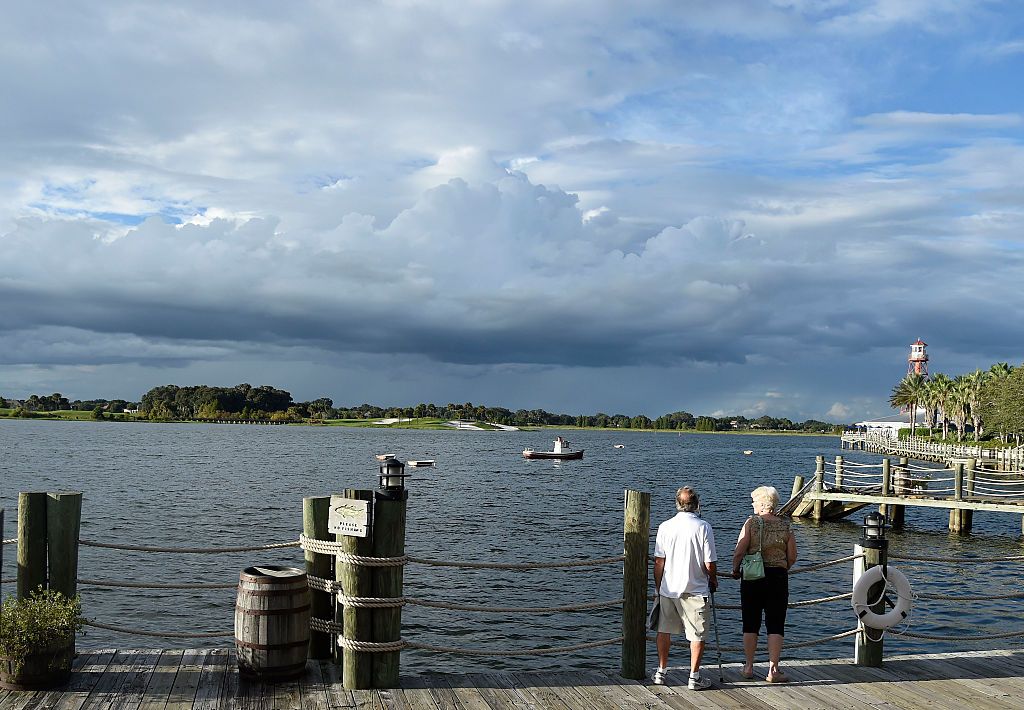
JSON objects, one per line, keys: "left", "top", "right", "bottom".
{"left": 0, "top": 383, "right": 838, "bottom": 431}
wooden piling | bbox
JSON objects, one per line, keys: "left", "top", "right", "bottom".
{"left": 17, "top": 492, "right": 48, "bottom": 599}
{"left": 950, "top": 462, "right": 965, "bottom": 533}
{"left": 834, "top": 455, "right": 844, "bottom": 490}
{"left": 338, "top": 489, "right": 375, "bottom": 689}
{"left": 889, "top": 458, "right": 907, "bottom": 529}
{"left": 962, "top": 459, "right": 975, "bottom": 533}
{"left": 371, "top": 489, "right": 407, "bottom": 689}
{"left": 620, "top": 489, "right": 650, "bottom": 680}
{"left": 790, "top": 475, "right": 804, "bottom": 502}
{"left": 46, "top": 492, "right": 82, "bottom": 599}
{"left": 303, "top": 496, "right": 333, "bottom": 660}
{"left": 812, "top": 456, "right": 825, "bottom": 521}
{"left": 879, "top": 459, "right": 891, "bottom": 519}
{"left": 854, "top": 541, "right": 886, "bottom": 667}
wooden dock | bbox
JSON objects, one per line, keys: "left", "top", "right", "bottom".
{"left": 4, "top": 648, "right": 1024, "bottom": 709}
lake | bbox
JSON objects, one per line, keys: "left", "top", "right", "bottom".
{"left": 2, "top": 419, "right": 1022, "bottom": 673}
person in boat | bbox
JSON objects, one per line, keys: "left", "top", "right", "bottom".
{"left": 651, "top": 486, "right": 718, "bottom": 690}
{"left": 730, "top": 485, "right": 797, "bottom": 684}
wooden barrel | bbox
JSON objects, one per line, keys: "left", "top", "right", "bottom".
{"left": 235, "top": 565, "right": 311, "bottom": 682}
{"left": 0, "top": 639, "right": 73, "bottom": 690}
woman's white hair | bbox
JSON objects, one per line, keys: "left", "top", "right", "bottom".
{"left": 751, "top": 485, "right": 780, "bottom": 513}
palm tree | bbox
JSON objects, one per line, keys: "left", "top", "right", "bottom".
{"left": 990, "top": 362, "right": 1014, "bottom": 381}
{"left": 929, "top": 373, "right": 954, "bottom": 440}
{"left": 949, "top": 375, "right": 972, "bottom": 441}
{"left": 890, "top": 373, "right": 927, "bottom": 436}
{"left": 967, "top": 369, "right": 987, "bottom": 440}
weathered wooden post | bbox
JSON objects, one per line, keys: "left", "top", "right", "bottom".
{"left": 17, "top": 492, "right": 48, "bottom": 598}
{"left": 46, "top": 492, "right": 82, "bottom": 598}
{"left": 338, "top": 489, "right": 375, "bottom": 689}
{"left": 878, "top": 458, "right": 891, "bottom": 519}
{"left": 812, "top": 456, "right": 825, "bottom": 521}
{"left": 303, "top": 496, "right": 333, "bottom": 659}
{"left": 372, "top": 458, "right": 408, "bottom": 689}
{"left": 621, "top": 489, "right": 650, "bottom": 680}
{"left": 950, "top": 461, "right": 965, "bottom": 533}
{"left": 834, "top": 455, "right": 844, "bottom": 490}
{"left": 962, "top": 458, "right": 976, "bottom": 533}
{"left": 790, "top": 474, "right": 804, "bottom": 502}
{"left": 889, "top": 458, "right": 907, "bottom": 529}
{"left": 854, "top": 512, "right": 888, "bottom": 667}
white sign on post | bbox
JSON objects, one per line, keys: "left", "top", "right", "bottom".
{"left": 328, "top": 496, "right": 370, "bottom": 538}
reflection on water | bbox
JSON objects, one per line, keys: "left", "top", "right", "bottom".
{"left": 2, "top": 420, "right": 1022, "bottom": 673}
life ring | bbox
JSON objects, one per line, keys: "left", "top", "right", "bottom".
{"left": 851, "top": 565, "right": 913, "bottom": 630}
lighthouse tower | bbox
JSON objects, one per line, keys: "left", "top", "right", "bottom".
{"left": 908, "top": 338, "right": 929, "bottom": 377}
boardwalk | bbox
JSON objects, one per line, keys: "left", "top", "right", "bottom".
{"left": 4, "top": 648, "right": 1024, "bottom": 709}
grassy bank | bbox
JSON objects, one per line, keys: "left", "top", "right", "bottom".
{"left": 0, "top": 409, "right": 836, "bottom": 436}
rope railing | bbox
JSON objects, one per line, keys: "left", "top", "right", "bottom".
{"left": 79, "top": 539, "right": 300, "bottom": 553}
{"left": 891, "top": 552, "right": 1024, "bottom": 563}
{"left": 85, "top": 620, "right": 232, "bottom": 638}
{"left": 1, "top": 538, "right": 16, "bottom": 545}
{"left": 893, "top": 627, "right": 1024, "bottom": 642}
{"left": 656, "top": 628, "right": 860, "bottom": 653}
{"left": 299, "top": 535, "right": 624, "bottom": 569}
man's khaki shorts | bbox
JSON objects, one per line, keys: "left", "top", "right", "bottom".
{"left": 656, "top": 594, "right": 708, "bottom": 641}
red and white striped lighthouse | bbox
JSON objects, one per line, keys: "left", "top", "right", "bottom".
{"left": 908, "top": 338, "right": 929, "bottom": 377}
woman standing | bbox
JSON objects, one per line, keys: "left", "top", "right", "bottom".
{"left": 731, "top": 485, "right": 797, "bottom": 683}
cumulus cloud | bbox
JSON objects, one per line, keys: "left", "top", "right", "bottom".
{"left": 1, "top": 1, "right": 1023, "bottom": 421}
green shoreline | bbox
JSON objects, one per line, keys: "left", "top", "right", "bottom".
{"left": 0, "top": 409, "right": 837, "bottom": 436}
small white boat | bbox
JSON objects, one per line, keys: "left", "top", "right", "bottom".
{"left": 614, "top": 444, "right": 625, "bottom": 449}
{"left": 743, "top": 450, "right": 753, "bottom": 455}
{"left": 523, "top": 436, "right": 584, "bottom": 460}
{"left": 408, "top": 460, "right": 435, "bottom": 467}
{"left": 375, "top": 453, "right": 396, "bottom": 461}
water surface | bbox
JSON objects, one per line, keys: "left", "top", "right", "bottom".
{"left": 2, "top": 420, "right": 1022, "bottom": 672}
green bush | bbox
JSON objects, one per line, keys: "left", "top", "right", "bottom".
{"left": 0, "top": 588, "right": 85, "bottom": 673}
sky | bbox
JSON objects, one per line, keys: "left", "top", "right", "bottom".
{"left": 2, "top": 1, "right": 1023, "bottom": 423}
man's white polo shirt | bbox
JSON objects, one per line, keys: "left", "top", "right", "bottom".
{"left": 655, "top": 511, "right": 717, "bottom": 597}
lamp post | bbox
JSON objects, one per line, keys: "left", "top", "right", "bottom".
{"left": 856, "top": 511, "right": 889, "bottom": 667}
{"left": 377, "top": 457, "right": 409, "bottom": 501}
{"left": 861, "top": 511, "right": 888, "bottom": 550}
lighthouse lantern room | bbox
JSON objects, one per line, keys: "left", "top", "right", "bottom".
{"left": 908, "top": 338, "right": 929, "bottom": 377}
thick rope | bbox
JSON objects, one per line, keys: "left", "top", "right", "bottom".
{"left": 1, "top": 538, "right": 15, "bottom": 545}
{"left": 310, "top": 618, "right": 624, "bottom": 655}
{"left": 300, "top": 536, "right": 408, "bottom": 566}
{"left": 1, "top": 577, "right": 15, "bottom": 584}
{"left": 653, "top": 628, "right": 859, "bottom": 652}
{"left": 789, "top": 554, "right": 863, "bottom": 574}
{"left": 892, "top": 553, "right": 1024, "bottom": 563}
{"left": 310, "top": 573, "right": 625, "bottom": 612}
{"left": 310, "top": 617, "right": 343, "bottom": 634}
{"left": 407, "top": 598, "right": 624, "bottom": 613}
{"left": 337, "top": 637, "right": 406, "bottom": 652}
{"left": 337, "top": 595, "right": 405, "bottom": 608}
{"left": 78, "top": 578, "right": 237, "bottom": 589}
{"left": 79, "top": 539, "right": 299, "bottom": 554}
{"left": 648, "top": 591, "right": 852, "bottom": 609}
{"left": 408, "top": 555, "right": 625, "bottom": 570}
{"left": 404, "top": 636, "right": 622, "bottom": 656}
{"left": 917, "top": 590, "right": 1024, "bottom": 601}
{"left": 85, "top": 620, "right": 232, "bottom": 638}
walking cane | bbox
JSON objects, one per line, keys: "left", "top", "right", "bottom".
{"left": 710, "top": 590, "right": 725, "bottom": 683}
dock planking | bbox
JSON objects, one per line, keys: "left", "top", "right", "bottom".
{"left": 3, "top": 648, "right": 1024, "bottom": 709}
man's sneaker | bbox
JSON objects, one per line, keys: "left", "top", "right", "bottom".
{"left": 688, "top": 673, "right": 713, "bottom": 691}
{"left": 652, "top": 667, "right": 667, "bottom": 685}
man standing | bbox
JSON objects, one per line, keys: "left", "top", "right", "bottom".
{"left": 652, "top": 486, "right": 718, "bottom": 689}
